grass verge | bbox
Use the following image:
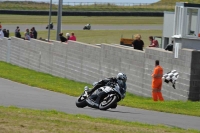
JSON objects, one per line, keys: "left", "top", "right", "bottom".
{"left": 0, "top": 1, "right": 175, "bottom": 11}
{"left": 0, "top": 106, "right": 199, "bottom": 133}
{"left": 1, "top": 0, "right": 200, "bottom": 12}
{"left": 0, "top": 61, "right": 200, "bottom": 116}
{"left": 0, "top": 15, "right": 163, "bottom": 25}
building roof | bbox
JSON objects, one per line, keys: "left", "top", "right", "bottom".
{"left": 176, "top": 2, "right": 200, "bottom": 8}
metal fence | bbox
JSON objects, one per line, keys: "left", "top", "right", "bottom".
{"left": 0, "top": 1, "right": 176, "bottom": 11}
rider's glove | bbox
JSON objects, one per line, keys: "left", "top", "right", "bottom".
{"left": 111, "top": 77, "right": 117, "bottom": 82}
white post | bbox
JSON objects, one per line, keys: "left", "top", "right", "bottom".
{"left": 174, "top": 43, "right": 182, "bottom": 58}
{"left": 48, "top": 0, "right": 52, "bottom": 42}
{"left": 56, "top": 0, "right": 63, "bottom": 41}
{"left": 6, "top": 38, "right": 11, "bottom": 63}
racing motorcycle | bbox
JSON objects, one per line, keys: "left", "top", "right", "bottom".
{"left": 46, "top": 23, "right": 53, "bottom": 29}
{"left": 83, "top": 24, "right": 91, "bottom": 30}
{"left": 75, "top": 80, "right": 126, "bottom": 110}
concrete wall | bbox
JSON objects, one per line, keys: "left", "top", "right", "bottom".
{"left": 189, "top": 50, "right": 200, "bottom": 100}
{"left": 0, "top": 37, "right": 199, "bottom": 101}
{"left": 175, "top": 38, "right": 200, "bottom": 50}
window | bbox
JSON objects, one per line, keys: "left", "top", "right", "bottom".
{"left": 186, "top": 8, "right": 198, "bottom": 36}
{"left": 174, "top": 6, "right": 184, "bottom": 36}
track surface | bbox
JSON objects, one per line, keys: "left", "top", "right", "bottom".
{"left": 3, "top": 24, "right": 163, "bottom": 32}
{"left": 0, "top": 78, "right": 200, "bottom": 130}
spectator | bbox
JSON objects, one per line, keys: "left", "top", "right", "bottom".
{"left": 32, "top": 27, "right": 37, "bottom": 39}
{"left": 6, "top": 30, "right": 9, "bottom": 38}
{"left": 3, "top": 29, "right": 8, "bottom": 38}
{"left": 24, "top": 29, "right": 30, "bottom": 40}
{"left": 165, "top": 40, "right": 174, "bottom": 51}
{"left": 0, "top": 22, "right": 2, "bottom": 29}
{"left": 30, "top": 31, "right": 34, "bottom": 38}
{"left": 0, "top": 28, "right": 4, "bottom": 39}
{"left": 15, "top": 26, "right": 19, "bottom": 37}
{"left": 69, "top": 32, "right": 76, "bottom": 41}
{"left": 66, "top": 33, "right": 70, "bottom": 40}
{"left": 16, "top": 29, "right": 21, "bottom": 38}
{"left": 151, "top": 60, "right": 164, "bottom": 101}
{"left": 59, "top": 33, "right": 67, "bottom": 42}
{"left": 149, "top": 36, "right": 159, "bottom": 47}
{"left": 132, "top": 34, "right": 144, "bottom": 51}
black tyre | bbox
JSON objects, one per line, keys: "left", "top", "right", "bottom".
{"left": 99, "top": 95, "right": 118, "bottom": 110}
{"left": 76, "top": 94, "right": 87, "bottom": 108}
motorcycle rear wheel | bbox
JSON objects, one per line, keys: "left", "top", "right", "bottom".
{"left": 99, "top": 95, "right": 117, "bottom": 110}
{"left": 76, "top": 94, "right": 87, "bottom": 108}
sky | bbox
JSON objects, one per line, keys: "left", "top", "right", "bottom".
{"left": 3, "top": 0, "right": 160, "bottom": 4}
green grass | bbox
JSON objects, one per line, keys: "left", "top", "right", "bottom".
{"left": 9, "top": 30, "right": 162, "bottom": 47}
{"left": 1, "top": 106, "right": 199, "bottom": 133}
{"left": 1, "top": 0, "right": 200, "bottom": 12}
{"left": 26, "top": 30, "right": 161, "bottom": 47}
{"left": 1, "top": 0, "right": 198, "bottom": 11}
{"left": 0, "top": 61, "right": 200, "bottom": 117}
{"left": 0, "top": 15, "right": 163, "bottom": 25}
{"left": 2, "top": 15, "right": 163, "bottom": 47}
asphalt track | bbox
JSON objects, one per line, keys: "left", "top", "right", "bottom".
{"left": 0, "top": 78, "right": 200, "bottom": 130}
{"left": 3, "top": 24, "right": 163, "bottom": 32}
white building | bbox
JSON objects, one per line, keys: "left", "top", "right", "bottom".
{"left": 162, "top": 2, "right": 200, "bottom": 50}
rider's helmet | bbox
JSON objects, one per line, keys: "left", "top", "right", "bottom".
{"left": 117, "top": 73, "right": 127, "bottom": 82}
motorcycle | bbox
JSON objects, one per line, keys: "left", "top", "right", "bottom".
{"left": 46, "top": 23, "right": 53, "bottom": 29}
{"left": 83, "top": 25, "right": 91, "bottom": 30}
{"left": 75, "top": 80, "right": 126, "bottom": 110}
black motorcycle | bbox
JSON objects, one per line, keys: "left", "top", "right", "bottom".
{"left": 76, "top": 80, "right": 126, "bottom": 110}
{"left": 83, "top": 25, "right": 91, "bottom": 30}
{"left": 46, "top": 23, "right": 53, "bottom": 29}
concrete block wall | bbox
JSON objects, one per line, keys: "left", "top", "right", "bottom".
{"left": 0, "top": 38, "right": 8, "bottom": 62}
{"left": 0, "top": 37, "right": 199, "bottom": 101}
{"left": 189, "top": 50, "right": 200, "bottom": 100}
{"left": 28, "top": 39, "right": 43, "bottom": 72}
{"left": 144, "top": 48, "right": 193, "bottom": 100}
{"left": 63, "top": 41, "right": 101, "bottom": 83}
{"left": 100, "top": 44, "right": 145, "bottom": 96}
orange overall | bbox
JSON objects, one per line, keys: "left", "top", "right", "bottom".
{"left": 151, "top": 65, "right": 164, "bottom": 101}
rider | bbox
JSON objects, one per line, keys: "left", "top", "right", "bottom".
{"left": 87, "top": 73, "right": 127, "bottom": 97}
{"left": 50, "top": 22, "right": 53, "bottom": 29}
{"left": 86, "top": 23, "right": 91, "bottom": 28}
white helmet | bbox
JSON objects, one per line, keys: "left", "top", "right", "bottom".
{"left": 117, "top": 73, "right": 127, "bottom": 82}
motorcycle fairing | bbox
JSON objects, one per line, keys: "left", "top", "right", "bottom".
{"left": 86, "top": 86, "right": 114, "bottom": 108}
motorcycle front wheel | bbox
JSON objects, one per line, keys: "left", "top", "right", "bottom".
{"left": 99, "top": 95, "right": 118, "bottom": 110}
{"left": 75, "top": 93, "right": 88, "bottom": 108}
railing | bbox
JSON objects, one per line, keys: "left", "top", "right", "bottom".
{"left": 0, "top": 1, "right": 176, "bottom": 11}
